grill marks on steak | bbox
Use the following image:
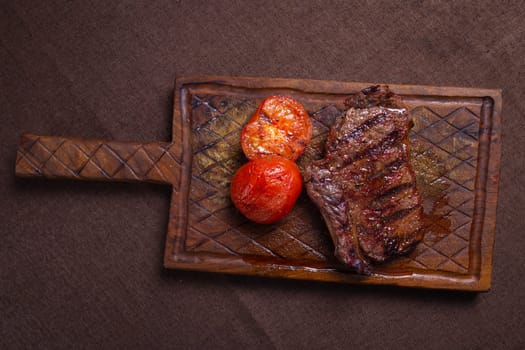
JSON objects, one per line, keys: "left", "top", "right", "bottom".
{"left": 304, "top": 86, "right": 423, "bottom": 273}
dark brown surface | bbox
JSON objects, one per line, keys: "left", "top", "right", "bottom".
{"left": 1, "top": 1, "right": 524, "bottom": 348}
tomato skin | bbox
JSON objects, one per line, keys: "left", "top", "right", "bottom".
{"left": 241, "top": 96, "right": 313, "bottom": 161}
{"left": 230, "top": 156, "right": 303, "bottom": 224}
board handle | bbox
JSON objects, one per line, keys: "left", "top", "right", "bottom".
{"left": 15, "top": 133, "right": 180, "bottom": 186}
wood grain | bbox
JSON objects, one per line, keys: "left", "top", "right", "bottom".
{"left": 15, "top": 76, "right": 502, "bottom": 291}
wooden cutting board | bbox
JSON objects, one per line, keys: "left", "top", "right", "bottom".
{"left": 15, "top": 76, "right": 502, "bottom": 291}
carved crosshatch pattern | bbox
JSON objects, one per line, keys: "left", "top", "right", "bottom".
{"left": 16, "top": 135, "right": 180, "bottom": 186}
{"left": 184, "top": 93, "right": 480, "bottom": 274}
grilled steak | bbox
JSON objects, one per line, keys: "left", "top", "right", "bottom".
{"left": 304, "top": 86, "right": 423, "bottom": 273}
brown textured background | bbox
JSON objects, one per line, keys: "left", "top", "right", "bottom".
{"left": 1, "top": 1, "right": 524, "bottom": 349}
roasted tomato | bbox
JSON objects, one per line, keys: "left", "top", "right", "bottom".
{"left": 240, "top": 96, "right": 313, "bottom": 161}
{"left": 230, "top": 156, "right": 303, "bottom": 224}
